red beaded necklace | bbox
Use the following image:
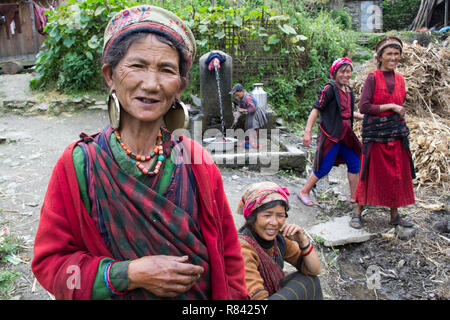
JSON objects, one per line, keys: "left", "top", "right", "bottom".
{"left": 114, "top": 129, "right": 165, "bottom": 177}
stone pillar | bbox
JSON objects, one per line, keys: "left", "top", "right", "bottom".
{"left": 199, "top": 51, "right": 234, "bottom": 134}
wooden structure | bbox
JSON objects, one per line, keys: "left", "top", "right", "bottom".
{"left": 193, "top": 16, "right": 292, "bottom": 84}
{"left": 0, "top": 0, "right": 62, "bottom": 70}
{"left": 410, "top": 0, "right": 449, "bottom": 30}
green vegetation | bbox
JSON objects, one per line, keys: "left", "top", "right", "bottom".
{"left": 30, "top": 0, "right": 358, "bottom": 123}
{"left": 0, "top": 235, "right": 23, "bottom": 262}
{"left": 0, "top": 269, "right": 21, "bottom": 298}
{"left": 0, "top": 234, "right": 24, "bottom": 299}
{"left": 382, "top": 0, "right": 421, "bottom": 31}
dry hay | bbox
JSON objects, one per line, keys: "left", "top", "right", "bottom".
{"left": 408, "top": 115, "right": 450, "bottom": 191}
{"left": 353, "top": 115, "right": 449, "bottom": 191}
{"left": 352, "top": 41, "right": 450, "bottom": 118}
{"left": 351, "top": 41, "right": 450, "bottom": 191}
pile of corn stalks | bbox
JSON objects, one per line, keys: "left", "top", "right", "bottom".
{"left": 408, "top": 115, "right": 449, "bottom": 191}
{"left": 352, "top": 41, "right": 450, "bottom": 118}
{"left": 351, "top": 41, "right": 450, "bottom": 190}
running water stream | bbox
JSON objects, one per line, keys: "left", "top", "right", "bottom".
{"left": 213, "top": 60, "right": 226, "bottom": 141}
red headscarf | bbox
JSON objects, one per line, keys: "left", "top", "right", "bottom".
{"left": 329, "top": 57, "right": 353, "bottom": 78}
{"left": 236, "top": 182, "right": 290, "bottom": 220}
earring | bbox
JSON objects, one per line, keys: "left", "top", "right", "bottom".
{"left": 107, "top": 91, "right": 121, "bottom": 129}
{"left": 171, "top": 99, "right": 179, "bottom": 109}
{"left": 164, "top": 98, "right": 189, "bottom": 132}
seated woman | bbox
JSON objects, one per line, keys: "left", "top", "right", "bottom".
{"left": 237, "top": 182, "right": 322, "bottom": 300}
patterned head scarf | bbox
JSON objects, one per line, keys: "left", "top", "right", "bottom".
{"left": 103, "top": 5, "right": 196, "bottom": 73}
{"left": 329, "top": 57, "right": 353, "bottom": 78}
{"left": 237, "top": 182, "right": 290, "bottom": 220}
{"left": 375, "top": 36, "right": 403, "bottom": 57}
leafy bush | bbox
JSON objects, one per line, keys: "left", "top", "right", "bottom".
{"left": 31, "top": 0, "right": 357, "bottom": 123}
{"left": 383, "top": 0, "right": 421, "bottom": 31}
{"left": 330, "top": 9, "right": 354, "bottom": 30}
{"left": 31, "top": 0, "right": 139, "bottom": 92}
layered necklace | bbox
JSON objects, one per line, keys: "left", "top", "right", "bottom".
{"left": 114, "top": 129, "right": 165, "bottom": 177}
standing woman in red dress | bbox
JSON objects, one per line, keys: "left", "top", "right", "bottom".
{"left": 350, "top": 36, "right": 415, "bottom": 229}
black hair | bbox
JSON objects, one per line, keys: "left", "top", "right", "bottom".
{"left": 239, "top": 199, "right": 289, "bottom": 233}
{"left": 103, "top": 29, "right": 188, "bottom": 79}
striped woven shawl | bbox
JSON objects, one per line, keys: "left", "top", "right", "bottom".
{"left": 78, "top": 126, "right": 211, "bottom": 299}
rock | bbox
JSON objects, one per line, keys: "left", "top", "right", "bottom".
{"left": 2, "top": 61, "right": 23, "bottom": 75}
{"left": 31, "top": 103, "right": 49, "bottom": 113}
{"left": 88, "top": 104, "right": 107, "bottom": 111}
{"left": 395, "top": 225, "right": 417, "bottom": 240}
{"left": 3, "top": 100, "right": 37, "bottom": 112}
{"left": 72, "top": 97, "right": 83, "bottom": 104}
{"left": 397, "top": 259, "right": 406, "bottom": 269}
{"left": 190, "top": 94, "right": 201, "bottom": 107}
{"left": 432, "top": 218, "right": 449, "bottom": 234}
{"left": 52, "top": 106, "right": 62, "bottom": 116}
{"left": 307, "top": 216, "right": 376, "bottom": 247}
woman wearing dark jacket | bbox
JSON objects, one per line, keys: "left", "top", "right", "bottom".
{"left": 297, "top": 58, "right": 363, "bottom": 206}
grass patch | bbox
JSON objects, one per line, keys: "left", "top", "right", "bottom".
{"left": 0, "top": 234, "right": 24, "bottom": 299}
{"left": 0, "top": 235, "right": 24, "bottom": 261}
{"left": 0, "top": 269, "right": 21, "bottom": 298}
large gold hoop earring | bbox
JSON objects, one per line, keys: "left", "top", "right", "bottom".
{"left": 163, "top": 99, "right": 189, "bottom": 132}
{"left": 107, "top": 92, "right": 121, "bottom": 129}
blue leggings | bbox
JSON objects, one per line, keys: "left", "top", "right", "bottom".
{"left": 313, "top": 142, "right": 360, "bottom": 179}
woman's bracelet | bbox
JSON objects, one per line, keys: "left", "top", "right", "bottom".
{"left": 104, "top": 260, "right": 128, "bottom": 296}
{"left": 300, "top": 243, "right": 314, "bottom": 257}
{"left": 300, "top": 240, "right": 311, "bottom": 251}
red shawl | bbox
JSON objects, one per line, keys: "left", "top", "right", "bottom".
{"left": 31, "top": 136, "right": 249, "bottom": 300}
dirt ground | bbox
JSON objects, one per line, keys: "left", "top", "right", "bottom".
{"left": 0, "top": 74, "right": 448, "bottom": 300}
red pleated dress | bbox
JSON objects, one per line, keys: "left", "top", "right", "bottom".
{"left": 355, "top": 69, "right": 415, "bottom": 208}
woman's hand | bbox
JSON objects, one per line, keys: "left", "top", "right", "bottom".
{"left": 353, "top": 111, "right": 364, "bottom": 120}
{"left": 127, "top": 255, "right": 204, "bottom": 298}
{"left": 280, "top": 223, "right": 309, "bottom": 248}
{"left": 391, "top": 104, "right": 405, "bottom": 117}
{"left": 239, "top": 108, "right": 247, "bottom": 114}
{"left": 302, "top": 131, "right": 312, "bottom": 147}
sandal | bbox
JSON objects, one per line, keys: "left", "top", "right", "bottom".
{"left": 389, "top": 213, "right": 414, "bottom": 228}
{"left": 349, "top": 213, "right": 363, "bottom": 229}
{"left": 297, "top": 192, "right": 314, "bottom": 206}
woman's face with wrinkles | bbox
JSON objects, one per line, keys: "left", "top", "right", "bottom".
{"left": 103, "top": 34, "right": 184, "bottom": 126}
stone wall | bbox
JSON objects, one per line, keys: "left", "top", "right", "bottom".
{"left": 329, "top": 0, "right": 383, "bottom": 32}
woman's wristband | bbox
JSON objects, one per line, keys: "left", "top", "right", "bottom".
{"left": 300, "top": 240, "right": 311, "bottom": 251}
{"left": 104, "top": 260, "right": 128, "bottom": 296}
{"left": 301, "top": 243, "right": 314, "bottom": 257}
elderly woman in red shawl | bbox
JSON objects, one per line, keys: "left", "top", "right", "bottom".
{"left": 350, "top": 36, "right": 415, "bottom": 229}
{"left": 237, "top": 182, "right": 322, "bottom": 300}
{"left": 31, "top": 5, "right": 249, "bottom": 300}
